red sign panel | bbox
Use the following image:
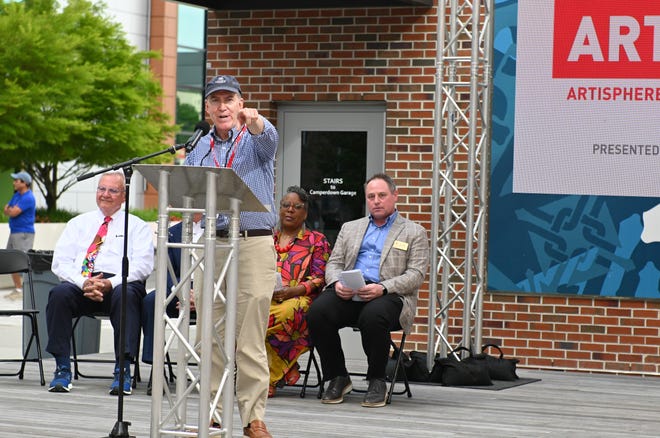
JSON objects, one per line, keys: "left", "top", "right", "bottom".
{"left": 553, "top": 0, "right": 660, "bottom": 78}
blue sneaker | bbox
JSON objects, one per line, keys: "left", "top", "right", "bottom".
{"left": 109, "top": 367, "right": 132, "bottom": 396}
{"left": 48, "top": 366, "right": 72, "bottom": 393}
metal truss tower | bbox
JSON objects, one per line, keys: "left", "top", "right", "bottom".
{"left": 428, "top": 0, "right": 494, "bottom": 363}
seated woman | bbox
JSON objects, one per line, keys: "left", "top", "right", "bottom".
{"left": 267, "top": 186, "right": 331, "bottom": 397}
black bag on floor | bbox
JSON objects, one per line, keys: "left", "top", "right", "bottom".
{"left": 404, "top": 351, "right": 432, "bottom": 382}
{"left": 386, "top": 350, "right": 431, "bottom": 382}
{"left": 431, "top": 346, "right": 492, "bottom": 386}
{"left": 480, "top": 344, "right": 519, "bottom": 381}
{"left": 385, "top": 350, "right": 408, "bottom": 382}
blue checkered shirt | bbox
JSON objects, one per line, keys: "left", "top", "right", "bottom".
{"left": 184, "top": 117, "right": 278, "bottom": 231}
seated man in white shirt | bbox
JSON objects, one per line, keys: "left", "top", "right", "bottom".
{"left": 45, "top": 171, "right": 154, "bottom": 395}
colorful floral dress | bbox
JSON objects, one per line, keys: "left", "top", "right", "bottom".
{"left": 266, "top": 228, "right": 331, "bottom": 387}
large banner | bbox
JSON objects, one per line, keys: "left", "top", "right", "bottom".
{"left": 489, "top": 0, "right": 660, "bottom": 297}
{"left": 513, "top": 0, "right": 659, "bottom": 197}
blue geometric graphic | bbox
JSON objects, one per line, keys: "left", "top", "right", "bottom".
{"left": 488, "top": 0, "right": 660, "bottom": 298}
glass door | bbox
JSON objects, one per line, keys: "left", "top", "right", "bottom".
{"left": 276, "top": 103, "right": 386, "bottom": 245}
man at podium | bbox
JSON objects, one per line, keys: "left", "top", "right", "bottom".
{"left": 184, "top": 74, "right": 278, "bottom": 438}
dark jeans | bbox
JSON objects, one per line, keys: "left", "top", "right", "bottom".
{"left": 45, "top": 280, "right": 146, "bottom": 361}
{"left": 307, "top": 287, "right": 403, "bottom": 381}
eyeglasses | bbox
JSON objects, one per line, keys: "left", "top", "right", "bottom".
{"left": 280, "top": 201, "right": 305, "bottom": 210}
{"left": 97, "top": 186, "right": 123, "bottom": 196}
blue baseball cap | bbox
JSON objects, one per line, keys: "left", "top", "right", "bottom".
{"left": 11, "top": 171, "right": 32, "bottom": 185}
{"left": 204, "top": 75, "right": 242, "bottom": 98}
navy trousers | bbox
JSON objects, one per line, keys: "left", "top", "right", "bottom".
{"left": 141, "top": 289, "right": 179, "bottom": 364}
{"left": 45, "top": 279, "right": 146, "bottom": 360}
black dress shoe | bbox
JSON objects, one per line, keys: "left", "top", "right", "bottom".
{"left": 361, "top": 378, "right": 387, "bottom": 407}
{"left": 321, "top": 375, "right": 352, "bottom": 404}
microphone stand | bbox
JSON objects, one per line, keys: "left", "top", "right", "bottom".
{"left": 77, "top": 141, "right": 196, "bottom": 438}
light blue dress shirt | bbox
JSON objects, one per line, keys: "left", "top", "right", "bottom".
{"left": 354, "top": 210, "right": 399, "bottom": 283}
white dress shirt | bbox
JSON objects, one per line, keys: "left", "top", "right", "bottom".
{"left": 52, "top": 209, "right": 155, "bottom": 290}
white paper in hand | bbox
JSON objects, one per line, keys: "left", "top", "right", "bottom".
{"left": 340, "top": 269, "right": 366, "bottom": 301}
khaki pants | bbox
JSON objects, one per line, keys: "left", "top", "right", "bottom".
{"left": 194, "top": 235, "right": 276, "bottom": 426}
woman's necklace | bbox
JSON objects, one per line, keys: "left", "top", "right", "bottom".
{"left": 275, "top": 232, "right": 298, "bottom": 253}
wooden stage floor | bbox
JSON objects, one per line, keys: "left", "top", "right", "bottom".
{"left": 1, "top": 353, "right": 660, "bottom": 437}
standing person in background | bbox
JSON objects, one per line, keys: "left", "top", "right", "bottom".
{"left": 3, "top": 171, "right": 36, "bottom": 300}
{"left": 184, "top": 74, "right": 278, "bottom": 438}
{"left": 267, "top": 186, "right": 331, "bottom": 398}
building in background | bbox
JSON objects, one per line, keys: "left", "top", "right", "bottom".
{"left": 15, "top": 0, "right": 657, "bottom": 377}
{"left": 163, "top": 0, "right": 660, "bottom": 378}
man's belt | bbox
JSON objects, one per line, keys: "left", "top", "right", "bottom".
{"left": 216, "top": 228, "right": 273, "bottom": 238}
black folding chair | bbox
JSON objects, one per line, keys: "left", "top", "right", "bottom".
{"left": 289, "top": 346, "right": 323, "bottom": 398}
{"left": 0, "top": 249, "right": 45, "bottom": 385}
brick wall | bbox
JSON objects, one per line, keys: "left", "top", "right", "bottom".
{"left": 481, "top": 294, "right": 660, "bottom": 375}
{"left": 205, "top": 5, "right": 660, "bottom": 376}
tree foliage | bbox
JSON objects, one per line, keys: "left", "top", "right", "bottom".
{"left": 0, "top": 0, "right": 176, "bottom": 210}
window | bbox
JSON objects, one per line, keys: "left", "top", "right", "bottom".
{"left": 175, "top": 4, "right": 207, "bottom": 155}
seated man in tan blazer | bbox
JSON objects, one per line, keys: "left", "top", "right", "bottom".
{"left": 307, "top": 173, "right": 429, "bottom": 408}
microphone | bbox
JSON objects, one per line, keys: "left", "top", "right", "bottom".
{"left": 181, "top": 120, "right": 211, "bottom": 153}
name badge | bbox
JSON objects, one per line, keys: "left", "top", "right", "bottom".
{"left": 393, "top": 240, "right": 409, "bottom": 251}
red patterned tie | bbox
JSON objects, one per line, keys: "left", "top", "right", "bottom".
{"left": 81, "top": 216, "right": 112, "bottom": 277}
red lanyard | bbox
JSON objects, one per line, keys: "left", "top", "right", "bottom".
{"left": 209, "top": 125, "right": 247, "bottom": 168}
